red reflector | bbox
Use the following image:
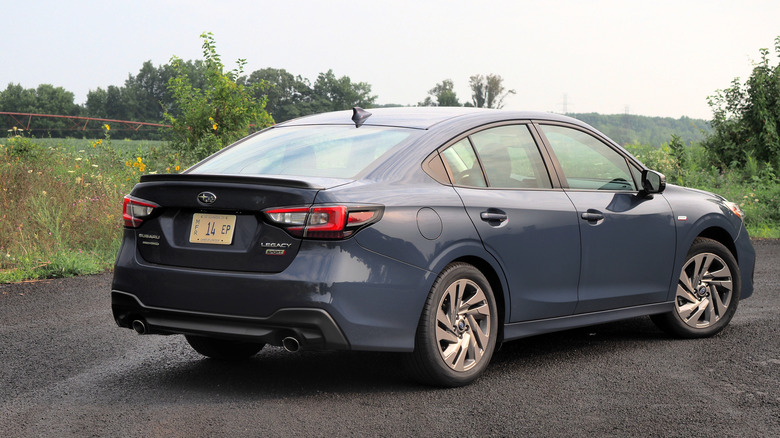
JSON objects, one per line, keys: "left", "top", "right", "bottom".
{"left": 348, "top": 211, "right": 376, "bottom": 224}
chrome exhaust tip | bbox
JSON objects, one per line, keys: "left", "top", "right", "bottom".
{"left": 282, "top": 336, "right": 300, "bottom": 352}
{"left": 131, "top": 319, "right": 147, "bottom": 335}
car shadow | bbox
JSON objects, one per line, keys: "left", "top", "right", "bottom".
{"left": 105, "top": 316, "right": 671, "bottom": 399}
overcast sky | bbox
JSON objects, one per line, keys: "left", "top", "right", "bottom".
{"left": 3, "top": 0, "right": 779, "bottom": 119}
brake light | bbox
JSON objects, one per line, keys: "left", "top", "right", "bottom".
{"left": 122, "top": 195, "right": 159, "bottom": 228}
{"left": 264, "top": 205, "right": 383, "bottom": 239}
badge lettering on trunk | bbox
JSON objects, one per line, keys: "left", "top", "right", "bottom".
{"left": 260, "top": 242, "right": 292, "bottom": 248}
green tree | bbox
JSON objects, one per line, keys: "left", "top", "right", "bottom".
{"left": 311, "top": 69, "right": 376, "bottom": 112}
{"left": 85, "top": 59, "right": 207, "bottom": 140}
{"left": 0, "top": 83, "right": 79, "bottom": 136}
{"left": 164, "top": 32, "right": 274, "bottom": 161}
{"left": 85, "top": 85, "right": 127, "bottom": 120}
{"left": 704, "top": 36, "right": 780, "bottom": 168}
{"left": 0, "top": 83, "right": 37, "bottom": 113}
{"left": 125, "top": 59, "right": 207, "bottom": 122}
{"left": 244, "top": 67, "right": 314, "bottom": 122}
{"left": 418, "top": 79, "right": 461, "bottom": 107}
{"left": 0, "top": 83, "right": 78, "bottom": 116}
{"left": 468, "top": 74, "right": 515, "bottom": 109}
{"left": 122, "top": 61, "right": 174, "bottom": 122}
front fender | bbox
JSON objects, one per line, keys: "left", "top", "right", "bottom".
{"left": 662, "top": 186, "right": 753, "bottom": 301}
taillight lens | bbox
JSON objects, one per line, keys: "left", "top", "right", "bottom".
{"left": 122, "top": 195, "right": 159, "bottom": 228}
{"left": 264, "top": 205, "right": 383, "bottom": 239}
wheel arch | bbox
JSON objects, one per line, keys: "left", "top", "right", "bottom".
{"left": 697, "top": 226, "right": 738, "bottom": 262}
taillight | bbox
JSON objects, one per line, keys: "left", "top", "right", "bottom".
{"left": 122, "top": 195, "right": 159, "bottom": 228}
{"left": 264, "top": 205, "right": 383, "bottom": 239}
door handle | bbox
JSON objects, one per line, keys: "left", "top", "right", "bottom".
{"left": 580, "top": 211, "right": 604, "bottom": 222}
{"left": 480, "top": 211, "right": 508, "bottom": 222}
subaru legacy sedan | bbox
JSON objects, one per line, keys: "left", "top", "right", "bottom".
{"left": 112, "top": 107, "right": 755, "bottom": 386}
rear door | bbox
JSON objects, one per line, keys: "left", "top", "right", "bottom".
{"left": 535, "top": 123, "right": 676, "bottom": 313}
{"left": 440, "top": 124, "right": 581, "bottom": 322}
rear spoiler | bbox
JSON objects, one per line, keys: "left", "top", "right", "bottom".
{"left": 139, "top": 173, "right": 353, "bottom": 190}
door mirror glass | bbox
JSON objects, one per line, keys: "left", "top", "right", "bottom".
{"left": 641, "top": 169, "right": 666, "bottom": 194}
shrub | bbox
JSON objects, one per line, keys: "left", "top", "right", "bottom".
{"left": 704, "top": 36, "right": 780, "bottom": 170}
{"left": 164, "top": 32, "right": 274, "bottom": 162}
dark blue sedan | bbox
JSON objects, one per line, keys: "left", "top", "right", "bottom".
{"left": 112, "top": 107, "right": 755, "bottom": 386}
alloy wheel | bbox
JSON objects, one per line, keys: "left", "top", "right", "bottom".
{"left": 435, "top": 278, "right": 492, "bottom": 372}
{"left": 675, "top": 252, "right": 733, "bottom": 329}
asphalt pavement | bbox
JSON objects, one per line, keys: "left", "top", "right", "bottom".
{"left": 1, "top": 240, "right": 778, "bottom": 437}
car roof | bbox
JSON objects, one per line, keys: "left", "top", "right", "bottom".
{"left": 279, "top": 107, "right": 586, "bottom": 130}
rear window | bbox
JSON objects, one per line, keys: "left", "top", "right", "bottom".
{"left": 189, "top": 125, "right": 420, "bottom": 178}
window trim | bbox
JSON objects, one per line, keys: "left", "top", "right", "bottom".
{"left": 431, "top": 121, "right": 561, "bottom": 190}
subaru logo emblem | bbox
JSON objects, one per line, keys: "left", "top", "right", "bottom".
{"left": 197, "top": 192, "right": 217, "bottom": 205}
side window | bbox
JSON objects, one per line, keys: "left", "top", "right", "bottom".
{"left": 471, "top": 125, "right": 552, "bottom": 189}
{"left": 440, "top": 139, "right": 487, "bottom": 187}
{"left": 540, "top": 125, "right": 636, "bottom": 191}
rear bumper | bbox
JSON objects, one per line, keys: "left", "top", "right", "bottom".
{"left": 112, "top": 290, "right": 349, "bottom": 350}
{"left": 111, "top": 238, "right": 434, "bottom": 352}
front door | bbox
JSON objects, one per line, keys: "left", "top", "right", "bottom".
{"left": 537, "top": 124, "right": 676, "bottom": 313}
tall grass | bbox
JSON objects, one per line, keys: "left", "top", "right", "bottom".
{"left": 0, "top": 131, "right": 184, "bottom": 283}
{"left": 31, "top": 137, "right": 166, "bottom": 155}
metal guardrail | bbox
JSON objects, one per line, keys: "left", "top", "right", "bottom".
{"left": 0, "top": 112, "right": 171, "bottom": 132}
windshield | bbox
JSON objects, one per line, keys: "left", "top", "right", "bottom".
{"left": 189, "top": 125, "right": 420, "bottom": 178}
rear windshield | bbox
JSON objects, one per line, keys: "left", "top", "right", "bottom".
{"left": 189, "top": 125, "right": 420, "bottom": 178}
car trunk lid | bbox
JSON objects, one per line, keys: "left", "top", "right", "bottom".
{"left": 127, "top": 174, "right": 351, "bottom": 273}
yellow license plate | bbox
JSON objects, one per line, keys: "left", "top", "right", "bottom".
{"left": 189, "top": 213, "right": 236, "bottom": 245}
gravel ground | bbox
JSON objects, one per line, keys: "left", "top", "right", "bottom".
{"left": 1, "top": 240, "right": 778, "bottom": 437}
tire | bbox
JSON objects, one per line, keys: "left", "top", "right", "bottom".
{"left": 185, "top": 335, "right": 264, "bottom": 360}
{"left": 651, "top": 237, "right": 741, "bottom": 338}
{"left": 404, "top": 262, "right": 498, "bottom": 387}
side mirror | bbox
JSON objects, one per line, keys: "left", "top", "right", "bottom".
{"left": 640, "top": 169, "right": 666, "bottom": 196}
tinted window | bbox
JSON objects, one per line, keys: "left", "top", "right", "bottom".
{"left": 441, "top": 139, "right": 487, "bottom": 187}
{"left": 190, "top": 126, "right": 420, "bottom": 178}
{"left": 540, "top": 125, "right": 635, "bottom": 191}
{"left": 471, "top": 125, "right": 551, "bottom": 189}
